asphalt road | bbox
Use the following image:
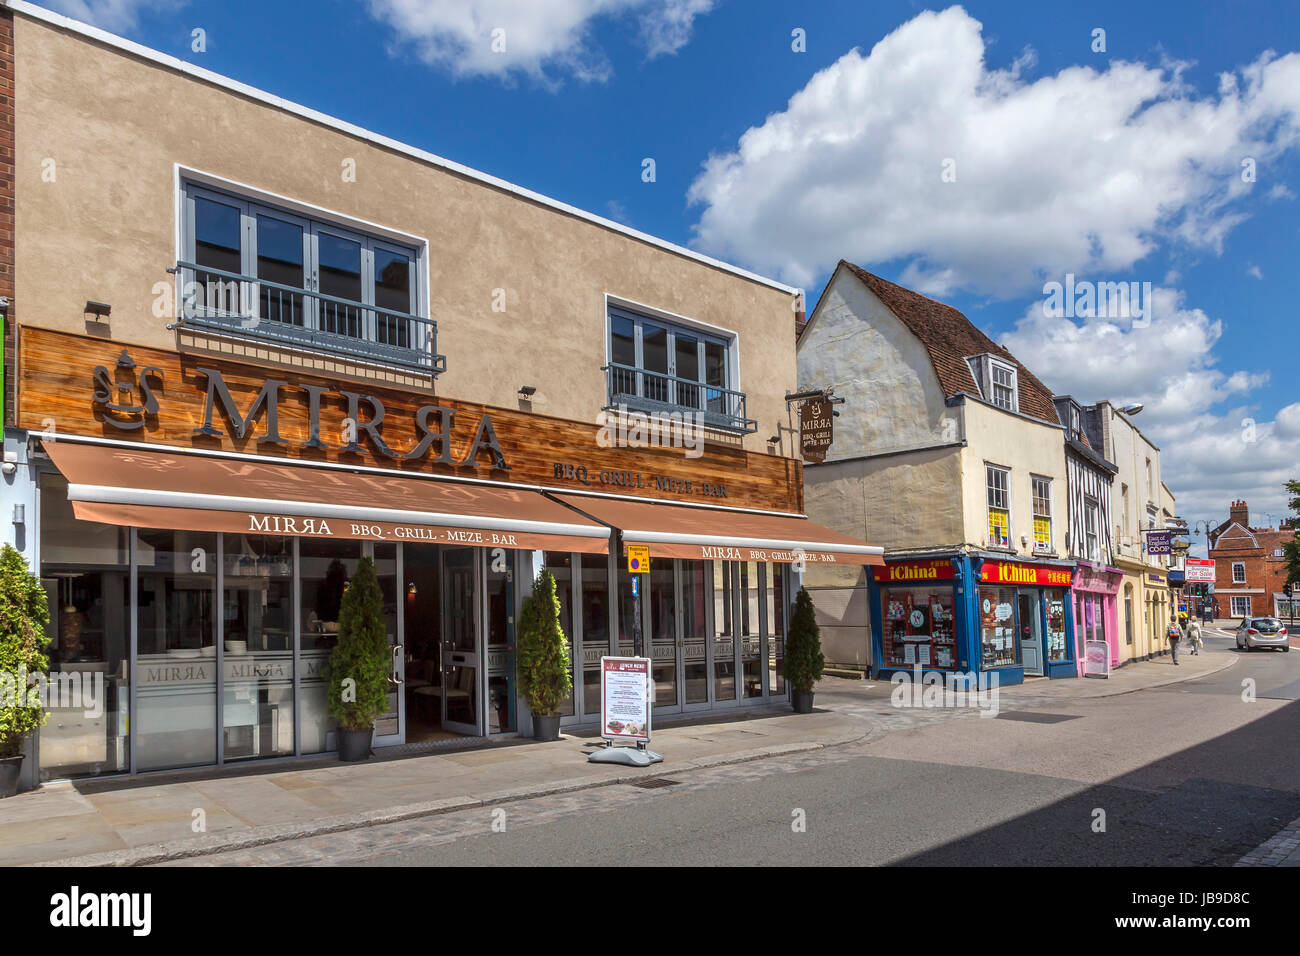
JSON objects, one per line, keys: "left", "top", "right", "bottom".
{"left": 171, "top": 633, "right": 1300, "bottom": 866}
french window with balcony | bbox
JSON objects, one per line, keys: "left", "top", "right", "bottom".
{"left": 604, "top": 304, "right": 754, "bottom": 433}
{"left": 176, "top": 181, "right": 442, "bottom": 375}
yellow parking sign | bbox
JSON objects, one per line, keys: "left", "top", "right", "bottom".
{"left": 626, "top": 545, "right": 650, "bottom": 574}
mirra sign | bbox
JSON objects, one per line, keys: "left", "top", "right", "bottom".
{"left": 800, "top": 398, "right": 833, "bottom": 464}
{"left": 93, "top": 355, "right": 510, "bottom": 471}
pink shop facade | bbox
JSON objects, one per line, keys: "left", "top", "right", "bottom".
{"left": 1072, "top": 562, "right": 1123, "bottom": 675}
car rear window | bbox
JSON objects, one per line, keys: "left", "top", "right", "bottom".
{"left": 1251, "top": 618, "right": 1281, "bottom": 630}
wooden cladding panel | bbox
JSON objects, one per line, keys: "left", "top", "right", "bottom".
{"left": 17, "top": 327, "right": 802, "bottom": 513}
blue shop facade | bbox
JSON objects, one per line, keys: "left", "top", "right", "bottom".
{"left": 868, "top": 553, "right": 1079, "bottom": 686}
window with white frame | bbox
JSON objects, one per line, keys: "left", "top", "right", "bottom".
{"left": 989, "top": 360, "right": 1018, "bottom": 412}
{"left": 1230, "top": 596, "right": 1251, "bottom": 617}
{"left": 1232, "top": 562, "right": 1246, "bottom": 584}
{"left": 1083, "top": 496, "right": 1100, "bottom": 561}
{"left": 606, "top": 304, "right": 747, "bottom": 431}
{"left": 179, "top": 180, "right": 434, "bottom": 373}
{"left": 986, "top": 464, "right": 1011, "bottom": 548}
{"left": 1031, "top": 476, "right": 1052, "bottom": 552}
{"left": 1121, "top": 483, "right": 1130, "bottom": 536}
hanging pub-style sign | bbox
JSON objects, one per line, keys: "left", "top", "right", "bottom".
{"left": 800, "top": 397, "right": 833, "bottom": 464}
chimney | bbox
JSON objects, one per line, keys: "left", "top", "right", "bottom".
{"left": 1229, "top": 499, "right": 1249, "bottom": 528}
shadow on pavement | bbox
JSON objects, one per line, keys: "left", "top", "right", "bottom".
{"left": 893, "top": 696, "right": 1300, "bottom": 866}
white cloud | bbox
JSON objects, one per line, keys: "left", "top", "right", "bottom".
{"left": 366, "top": 0, "right": 714, "bottom": 84}
{"left": 44, "top": 0, "right": 182, "bottom": 33}
{"left": 1001, "top": 288, "right": 1296, "bottom": 533}
{"left": 686, "top": 5, "right": 1300, "bottom": 294}
{"left": 1247, "top": 264, "right": 1264, "bottom": 278}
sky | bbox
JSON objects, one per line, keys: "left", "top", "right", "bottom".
{"left": 33, "top": 0, "right": 1300, "bottom": 554}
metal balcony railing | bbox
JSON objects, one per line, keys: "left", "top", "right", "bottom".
{"left": 602, "top": 361, "right": 757, "bottom": 434}
{"left": 169, "top": 261, "right": 446, "bottom": 376}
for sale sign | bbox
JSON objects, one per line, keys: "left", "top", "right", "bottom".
{"left": 1185, "top": 558, "right": 1216, "bottom": 583}
{"left": 600, "top": 656, "right": 651, "bottom": 742}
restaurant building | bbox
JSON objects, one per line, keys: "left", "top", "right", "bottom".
{"left": 797, "top": 262, "right": 1078, "bottom": 685}
{"left": 0, "top": 3, "right": 881, "bottom": 787}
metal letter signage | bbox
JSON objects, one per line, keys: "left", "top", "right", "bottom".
{"left": 92, "top": 350, "right": 164, "bottom": 431}
{"left": 800, "top": 398, "right": 833, "bottom": 463}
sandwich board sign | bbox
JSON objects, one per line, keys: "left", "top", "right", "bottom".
{"left": 588, "top": 656, "right": 663, "bottom": 766}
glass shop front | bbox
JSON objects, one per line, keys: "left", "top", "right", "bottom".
{"left": 35, "top": 470, "right": 799, "bottom": 781}
{"left": 871, "top": 556, "right": 1077, "bottom": 684}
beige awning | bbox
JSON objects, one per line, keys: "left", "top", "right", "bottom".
{"left": 554, "top": 494, "right": 884, "bottom": 566}
{"left": 45, "top": 442, "right": 610, "bottom": 554}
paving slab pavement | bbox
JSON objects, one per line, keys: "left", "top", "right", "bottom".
{"left": 0, "top": 646, "right": 1238, "bottom": 867}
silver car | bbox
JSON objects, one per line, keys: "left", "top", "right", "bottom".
{"left": 1235, "top": 616, "right": 1290, "bottom": 652}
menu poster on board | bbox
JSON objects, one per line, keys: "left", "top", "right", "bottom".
{"left": 600, "top": 657, "right": 651, "bottom": 742}
{"left": 1083, "top": 640, "right": 1110, "bottom": 678}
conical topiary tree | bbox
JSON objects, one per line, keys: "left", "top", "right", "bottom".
{"left": 783, "top": 587, "right": 824, "bottom": 694}
{"left": 0, "top": 544, "right": 51, "bottom": 759}
{"left": 326, "top": 557, "right": 390, "bottom": 732}
{"left": 516, "top": 569, "right": 572, "bottom": 717}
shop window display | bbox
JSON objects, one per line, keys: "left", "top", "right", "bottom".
{"left": 979, "top": 586, "right": 1020, "bottom": 668}
{"left": 882, "top": 588, "right": 956, "bottom": 669}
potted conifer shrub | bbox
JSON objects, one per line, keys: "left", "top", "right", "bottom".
{"left": 326, "top": 557, "right": 390, "bottom": 761}
{"left": 0, "top": 544, "right": 50, "bottom": 796}
{"left": 784, "top": 587, "right": 824, "bottom": 714}
{"left": 517, "top": 569, "right": 572, "bottom": 742}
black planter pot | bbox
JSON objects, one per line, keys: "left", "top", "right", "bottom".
{"left": 337, "top": 728, "right": 373, "bottom": 762}
{"left": 532, "top": 713, "right": 562, "bottom": 742}
{"left": 0, "top": 755, "right": 23, "bottom": 798}
{"left": 792, "top": 690, "right": 815, "bottom": 714}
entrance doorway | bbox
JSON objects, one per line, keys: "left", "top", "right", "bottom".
{"left": 1018, "top": 591, "right": 1044, "bottom": 676}
{"left": 401, "top": 544, "right": 484, "bottom": 742}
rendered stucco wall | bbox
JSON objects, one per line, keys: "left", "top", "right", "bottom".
{"left": 960, "top": 400, "right": 1068, "bottom": 556}
{"left": 797, "top": 267, "right": 958, "bottom": 460}
{"left": 13, "top": 14, "right": 795, "bottom": 450}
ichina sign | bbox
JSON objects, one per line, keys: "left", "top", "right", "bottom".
{"left": 980, "top": 561, "right": 1072, "bottom": 587}
{"left": 800, "top": 398, "right": 833, "bottom": 464}
{"left": 873, "top": 560, "right": 956, "bottom": 582}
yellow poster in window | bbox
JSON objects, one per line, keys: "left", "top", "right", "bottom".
{"left": 988, "top": 509, "right": 1009, "bottom": 547}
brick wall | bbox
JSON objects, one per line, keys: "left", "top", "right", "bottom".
{"left": 1210, "top": 523, "right": 1297, "bottom": 617}
{"left": 0, "top": 7, "right": 12, "bottom": 427}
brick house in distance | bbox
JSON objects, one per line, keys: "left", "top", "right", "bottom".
{"left": 1208, "top": 500, "right": 1298, "bottom": 620}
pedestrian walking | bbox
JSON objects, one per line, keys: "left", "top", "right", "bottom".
{"left": 1167, "top": 618, "right": 1183, "bottom": 664}
{"left": 1187, "top": 618, "right": 1203, "bottom": 656}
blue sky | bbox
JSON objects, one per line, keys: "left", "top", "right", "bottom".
{"left": 33, "top": 0, "right": 1300, "bottom": 546}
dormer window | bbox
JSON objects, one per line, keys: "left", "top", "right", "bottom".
{"left": 989, "top": 359, "right": 1018, "bottom": 412}
{"left": 967, "top": 354, "right": 1018, "bottom": 412}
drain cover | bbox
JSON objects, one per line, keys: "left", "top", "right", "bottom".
{"left": 995, "top": 711, "right": 1081, "bottom": 723}
{"left": 630, "top": 777, "right": 681, "bottom": 789}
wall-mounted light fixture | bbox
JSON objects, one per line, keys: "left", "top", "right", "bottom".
{"left": 12, "top": 503, "right": 24, "bottom": 525}
{"left": 767, "top": 434, "right": 780, "bottom": 445}
{"left": 84, "top": 300, "right": 112, "bottom": 318}
{"left": 518, "top": 385, "right": 537, "bottom": 398}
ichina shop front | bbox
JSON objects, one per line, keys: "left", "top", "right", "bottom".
{"left": 7, "top": 328, "right": 883, "bottom": 785}
{"left": 869, "top": 553, "right": 1077, "bottom": 686}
